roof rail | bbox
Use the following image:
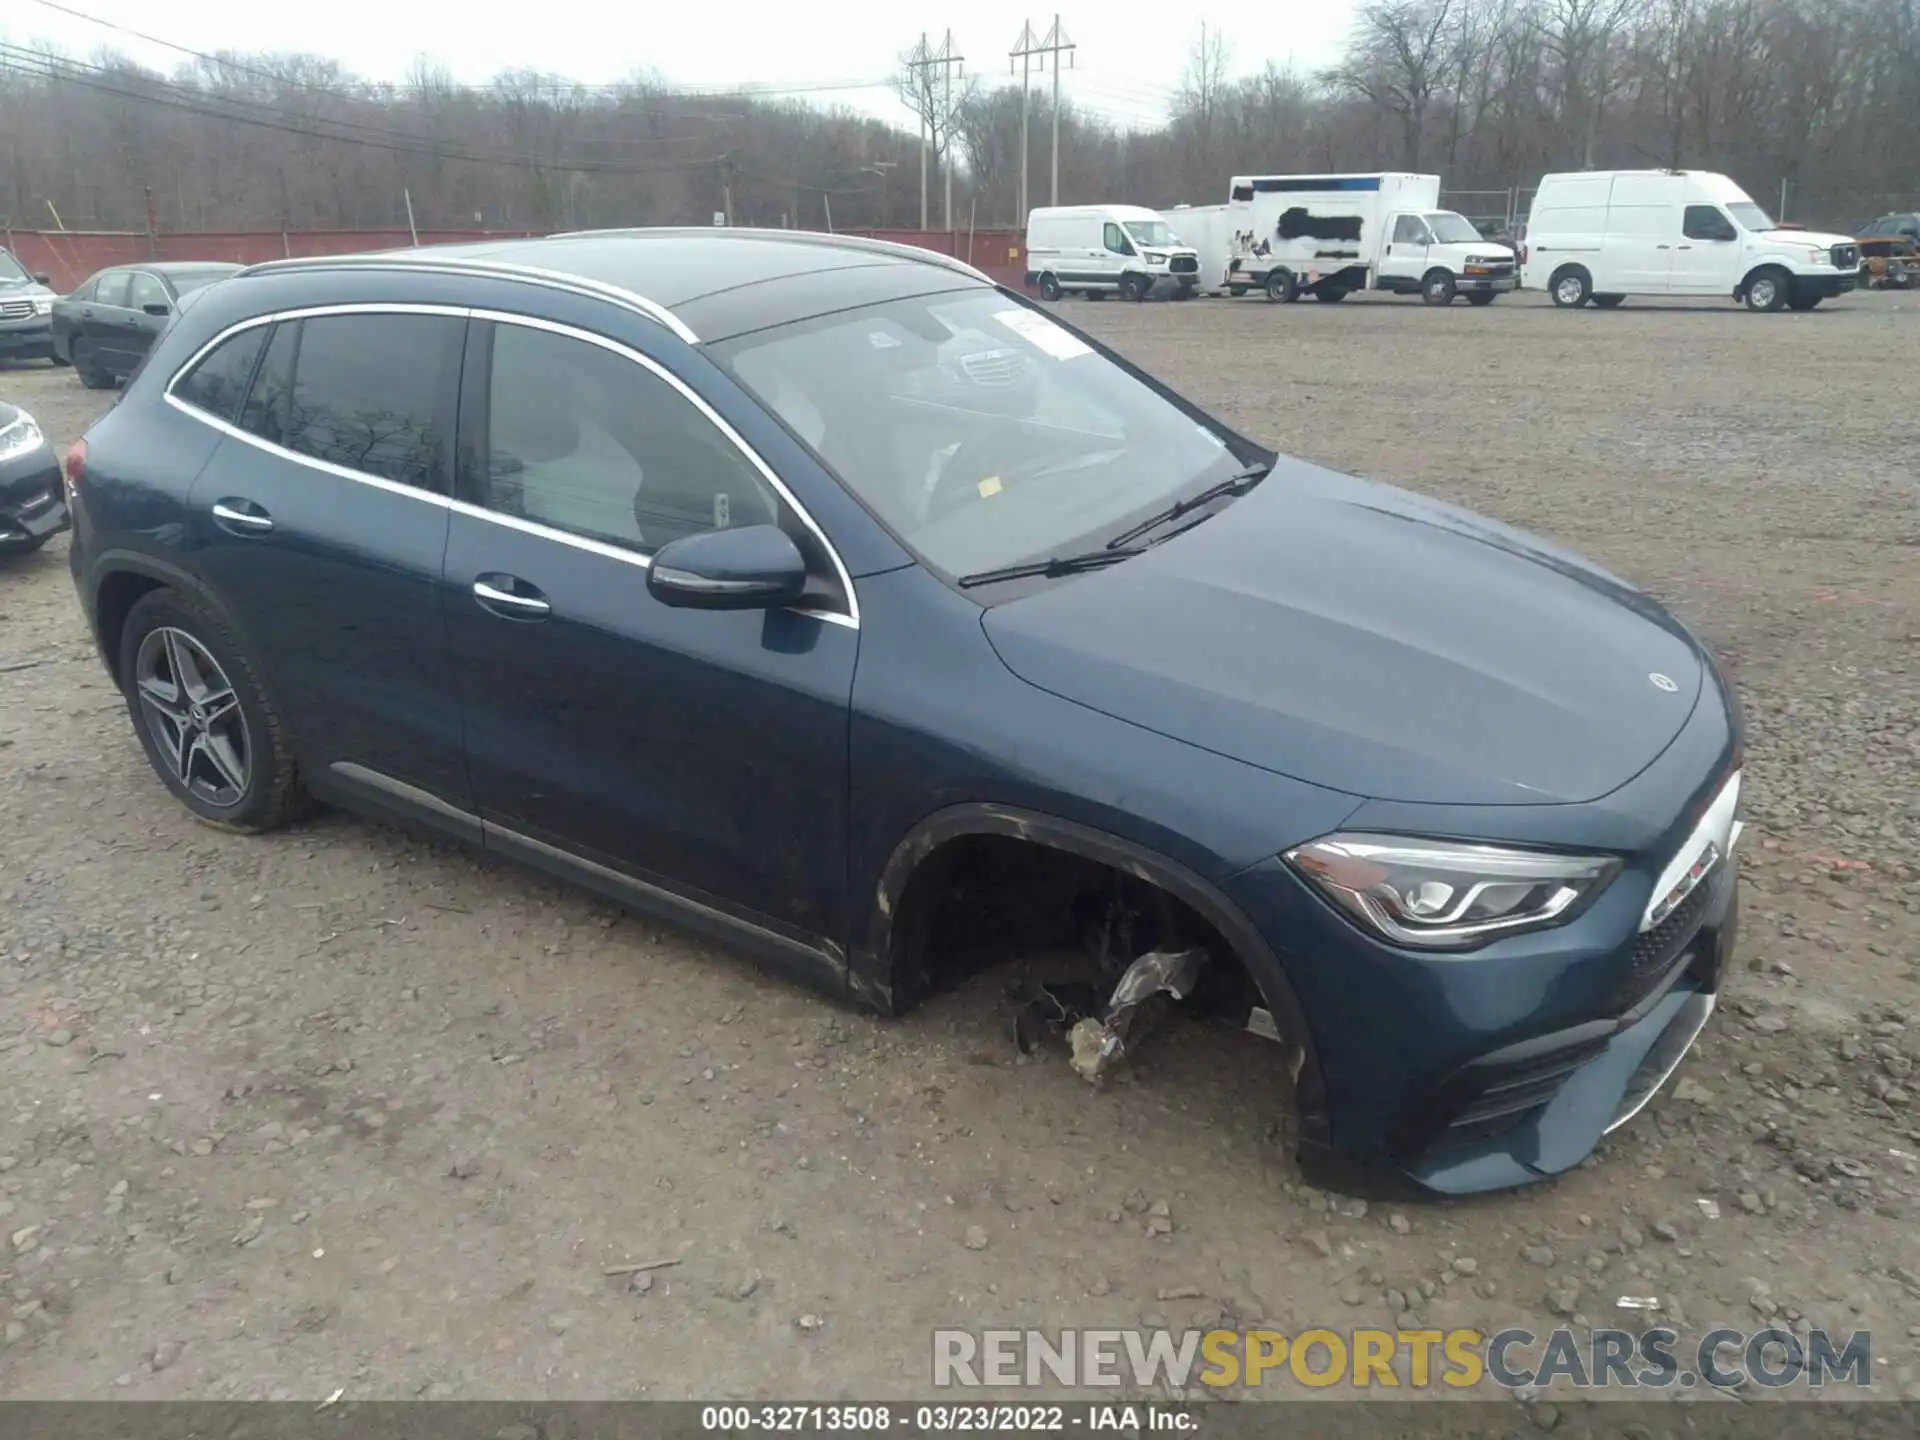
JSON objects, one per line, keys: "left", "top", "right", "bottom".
{"left": 543, "top": 225, "right": 995, "bottom": 286}
{"left": 231, "top": 252, "right": 697, "bottom": 342}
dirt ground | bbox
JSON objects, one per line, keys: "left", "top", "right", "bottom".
{"left": 2, "top": 288, "right": 1917, "bottom": 1411}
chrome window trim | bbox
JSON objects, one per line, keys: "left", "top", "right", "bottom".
{"left": 161, "top": 301, "right": 858, "bottom": 630}
{"left": 235, "top": 254, "right": 699, "bottom": 344}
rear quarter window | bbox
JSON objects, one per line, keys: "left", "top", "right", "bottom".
{"left": 171, "top": 324, "right": 271, "bottom": 424}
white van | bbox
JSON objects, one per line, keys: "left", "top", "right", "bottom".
{"left": 1522, "top": 170, "right": 1861, "bottom": 311}
{"left": 1025, "top": 204, "right": 1202, "bottom": 301}
{"left": 1219, "top": 174, "right": 1516, "bottom": 304}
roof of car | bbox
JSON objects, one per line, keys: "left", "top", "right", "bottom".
{"left": 235, "top": 228, "right": 995, "bottom": 343}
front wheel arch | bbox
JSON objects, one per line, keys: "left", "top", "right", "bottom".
{"left": 854, "top": 802, "right": 1331, "bottom": 1151}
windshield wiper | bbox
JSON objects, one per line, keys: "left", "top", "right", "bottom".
{"left": 956, "top": 545, "right": 1146, "bottom": 589}
{"left": 1104, "top": 462, "right": 1273, "bottom": 550}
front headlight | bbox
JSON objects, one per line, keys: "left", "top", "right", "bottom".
{"left": 0, "top": 411, "right": 44, "bottom": 465}
{"left": 1285, "top": 834, "right": 1620, "bottom": 950}
{"left": 31, "top": 296, "right": 53, "bottom": 316}
{"left": 1142, "top": 251, "right": 1166, "bottom": 264}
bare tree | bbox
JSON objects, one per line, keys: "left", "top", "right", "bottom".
{"left": 1326, "top": 0, "right": 1457, "bottom": 169}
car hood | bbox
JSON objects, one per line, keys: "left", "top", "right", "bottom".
{"left": 0, "top": 276, "right": 54, "bottom": 300}
{"left": 981, "top": 460, "right": 1706, "bottom": 807}
{"left": 1756, "top": 227, "right": 1854, "bottom": 250}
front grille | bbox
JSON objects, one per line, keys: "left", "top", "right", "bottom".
{"left": 1832, "top": 244, "right": 1860, "bottom": 269}
{"left": 0, "top": 299, "right": 34, "bottom": 321}
{"left": 1169, "top": 255, "right": 1198, "bottom": 274}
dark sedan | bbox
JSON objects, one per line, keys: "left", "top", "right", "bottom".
{"left": 62, "top": 230, "right": 1743, "bottom": 1199}
{"left": 52, "top": 261, "right": 241, "bottom": 389}
{"left": 0, "top": 401, "right": 68, "bottom": 553}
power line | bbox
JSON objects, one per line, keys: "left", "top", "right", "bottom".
{"left": 0, "top": 47, "right": 725, "bottom": 176}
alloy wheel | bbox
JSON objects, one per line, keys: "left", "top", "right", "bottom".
{"left": 1555, "top": 276, "right": 1584, "bottom": 306}
{"left": 134, "top": 626, "right": 252, "bottom": 808}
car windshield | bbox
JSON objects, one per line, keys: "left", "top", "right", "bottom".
{"left": 1726, "top": 201, "right": 1774, "bottom": 231}
{"left": 711, "top": 289, "right": 1252, "bottom": 579}
{"left": 1423, "top": 212, "right": 1483, "bottom": 245}
{"left": 0, "top": 250, "right": 28, "bottom": 283}
{"left": 171, "top": 271, "right": 231, "bottom": 295}
{"left": 1124, "top": 220, "right": 1180, "bottom": 247}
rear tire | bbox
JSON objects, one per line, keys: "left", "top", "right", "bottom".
{"left": 1549, "top": 266, "right": 1593, "bottom": 308}
{"left": 1264, "top": 268, "right": 1297, "bottom": 303}
{"left": 1592, "top": 294, "right": 1626, "bottom": 309}
{"left": 1038, "top": 273, "right": 1063, "bottom": 301}
{"left": 1787, "top": 293, "right": 1823, "bottom": 311}
{"left": 1421, "top": 270, "right": 1457, "bottom": 306}
{"left": 1228, "top": 284, "right": 1249, "bottom": 297}
{"left": 117, "top": 588, "right": 307, "bottom": 833}
{"left": 1315, "top": 288, "right": 1348, "bottom": 303}
{"left": 1466, "top": 291, "right": 1497, "bottom": 306}
{"left": 1744, "top": 267, "right": 1791, "bottom": 312}
{"left": 1084, "top": 289, "right": 1106, "bottom": 301}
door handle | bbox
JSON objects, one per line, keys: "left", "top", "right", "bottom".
{"left": 473, "top": 575, "right": 551, "bottom": 621}
{"left": 211, "top": 500, "right": 274, "bottom": 535}
{"left": 1677, "top": 244, "right": 1692, "bottom": 250}
{"left": 1657, "top": 244, "right": 1672, "bottom": 250}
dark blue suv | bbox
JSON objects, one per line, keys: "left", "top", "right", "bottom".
{"left": 63, "top": 230, "right": 1743, "bottom": 1198}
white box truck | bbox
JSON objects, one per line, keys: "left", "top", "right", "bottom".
{"left": 1520, "top": 169, "right": 1861, "bottom": 311}
{"left": 1024, "top": 204, "right": 1202, "bottom": 301}
{"left": 1221, "top": 173, "right": 1517, "bottom": 305}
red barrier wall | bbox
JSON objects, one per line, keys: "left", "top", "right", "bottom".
{"left": 3, "top": 226, "right": 1031, "bottom": 297}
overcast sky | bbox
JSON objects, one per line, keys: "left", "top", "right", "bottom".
{"left": 1, "top": 0, "right": 1358, "bottom": 132}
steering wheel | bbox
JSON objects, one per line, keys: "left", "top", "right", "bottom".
{"left": 922, "top": 421, "right": 1045, "bottom": 525}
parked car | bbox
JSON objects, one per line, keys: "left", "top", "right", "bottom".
{"left": 64, "top": 229, "right": 1744, "bottom": 1199}
{"left": 0, "top": 248, "right": 59, "bottom": 364}
{"left": 1523, "top": 169, "right": 1860, "bottom": 310}
{"left": 1024, "top": 204, "right": 1202, "bottom": 300}
{"left": 1855, "top": 212, "right": 1920, "bottom": 242}
{"left": 52, "top": 261, "right": 241, "bottom": 389}
{"left": 0, "top": 401, "right": 68, "bottom": 553}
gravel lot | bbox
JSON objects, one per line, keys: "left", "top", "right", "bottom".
{"left": 2, "top": 288, "right": 1917, "bottom": 1410}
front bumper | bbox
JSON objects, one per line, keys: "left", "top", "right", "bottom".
{"left": 0, "top": 451, "right": 69, "bottom": 549}
{"left": 1457, "top": 273, "right": 1518, "bottom": 293}
{"left": 1794, "top": 272, "right": 1859, "bottom": 299}
{"left": 0, "top": 321, "right": 55, "bottom": 358}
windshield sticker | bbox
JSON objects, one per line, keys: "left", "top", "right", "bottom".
{"left": 992, "top": 308, "right": 1092, "bottom": 361}
{"left": 977, "top": 476, "right": 1004, "bottom": 498}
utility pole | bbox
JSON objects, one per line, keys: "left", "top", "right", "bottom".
{"left": 1011, "top": 18, "right": 1075, "bottom": 216}
{"left": 906, "top": 32, "right": 966, "bottom": 232}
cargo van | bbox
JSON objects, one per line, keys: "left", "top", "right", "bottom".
{"left": 1521, "top": 170, "right": 1861, "bottom": 311}
{"left": 1024, "top": 204, "right": 1201, "bottom": 301}
{"left": 1220, "top": 173, "right": 1516, "bottom": 304}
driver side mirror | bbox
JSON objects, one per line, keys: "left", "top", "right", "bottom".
{"left": 647, "top": 524, "right": 808, "bottom": 611}
{"left": 32, "top": 272, "right": 50, "bottom": 286}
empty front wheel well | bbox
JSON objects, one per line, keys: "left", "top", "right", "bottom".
{"left": 861, "top": 808, "right": 1331, "bottom": 1151}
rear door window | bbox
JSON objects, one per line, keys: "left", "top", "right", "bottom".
{"left": 276, "top": 314, "right": 463, "bottom": 493}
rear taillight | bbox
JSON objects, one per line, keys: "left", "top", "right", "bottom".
{"left": 63, "top": 438, "right": 86, "bottom": 503}
{"left": 1519, "top": 242, "right": 1529, "bottom": 266}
